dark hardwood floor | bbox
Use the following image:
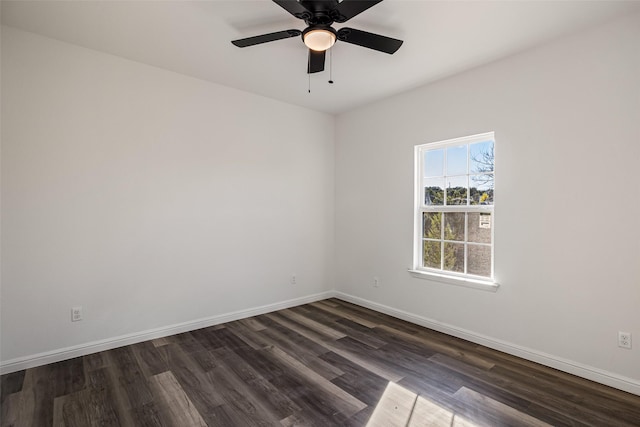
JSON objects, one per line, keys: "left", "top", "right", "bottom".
{"left": 2, "top": 298, "right": 639, "bottom": 426}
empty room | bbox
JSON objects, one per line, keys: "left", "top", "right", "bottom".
{"left": 1, "top": 0, "right": 639, "bottom": 425}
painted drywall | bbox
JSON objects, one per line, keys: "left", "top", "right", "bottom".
{"left": 0, "top": 26, "right": 335, "bottom": 363}
{"left": 335, "top": 12, "right": 640, "bottom": 385}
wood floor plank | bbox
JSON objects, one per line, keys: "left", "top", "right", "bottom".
{"left": 106, "top": 347, "right": 155, "bottom": 411}
{"left": 407, "top": 395, "right": 474, "bottom": 427}
{"left": 53, "top": 392, "right": 91, "bottom": 427}
{"left": 148, "top": 371, "right": 207, "bottom": 427}
{"left": 397, "top": 373, "right": 462, "bottom": 415}
{"left": 258, "top": 310, "right": 332, "bottom": 346}
{"left": 344, "top": 407, "right": 375, "bottom": 427}
{"left": 279, "top": 413, "right": 304, "bottom": 426}
{"left": 238, "top": 316, "right": 267, "bottom": 331}
{"left": 263, "top": 345, "right": 367, "bottom": 417}
{"left": 454, "top": 386, "right": 553, "bottom": 427}
{"left": 375, "top": 324, "right": 496, "bottom": 370}
{"left": 489, "top": 363, "right": 640, "bottom": 425}
{"left": 23, "top": 365, "right": 57, "bottom": 426}
{"left": 278, "top": 308, "right": 347, "bottom": 340}
{"left": 167, "top": 331, "right": 209, "bottom": 354}
{"left": 320, "top": 338, "right": 406, "bottom": 383}
{"left": 257, "top": 316, "right": 345, "bottom": 381}
{"left": 231, "top": 345, "right": 288, "bottom": 382}
{"left": 320, "top": 351, "right": 389, "bottom": 406}
{"left": 3, "top": 298, "right": 640, "bottom": 427}
{"left": 374, "top": 342, "right": 442, "bottom": 374}
{"left": 51, "top": 394, "right": 68, "bottom": 426}
{"left": 187, "top": 348, "right": 222, "bottom": 373}
{"left": 83, "top": 351, "right": 109, "bottom": 372}
{"left": 365, "top": 381, "right": 417, "bottom": 427}
{"left": 203, "top": 327, "right": 254, "bottom": 353}
{"left": 262, "top": 363, "right": 351, "bottom": 426}
{"left": 224, "top": 321, "right": 269, "bottom": 350}
{"left": 332, "top": 318, "right": 388, "bottom": 349}
{"left": 524, "top": 401, "right": 601, "bottom": 427}
{"left": 206, "top": 361, "right": 285, "bottom": 426}
{"left": 0, "top": 370, "right": 26, "bottom": 402}
{"left": 130, "top": 341, "right": 170, "bottom": 378}
{"left": 50, "top": 357, "right": 86, "bottom": 399}
{"left": 71, "top": 368, "right": 124, "bottom": 427}
{"left": 1, "top": 388, "right": 35, "bottom": 427}
{"left": 291, "top": 303, "right": 344, "bottom": 324}
{"left": 260, "top": 313, "right": 336, "bottom": 357}
{"left": 430, "top": 352, "right": 637, "bottom": 427}
{"left": 128, "top": 402, "right": 165, "bottom": 427}
{"left": 429, "top": 353, "right": 547, "bottom": 412}
{"left": 227, "top": 316, "right": 345, "bottom": 383}
{"left": 217, "top": 350, "right": 301, "bottom": 419}
{"left": 83, "top": 366, "right": 135, "bottom": 427}
{"left": 151, "top": 337, "right": 170, "bottom": 348}
{"left": 319, "top": 299, "right": 341, "bottom": 308}
{"left": 329, "top": 299, "right": 424, "bottom": 333}
{"left": 383, "top": 352, "right": 466, "bottom": 395}
{"left": 162, "top": 343, "right": 227, "bottom": 425}
{"left": 477, "top": 343, "right": 640, "bottom": 406}
{"left": 309, "top": 301, "right": 378, "bottom": 328}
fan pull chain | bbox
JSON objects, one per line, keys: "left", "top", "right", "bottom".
{"left": 307, "top": 52, "right": 311, "bottom": 93}
{"left": 328, "top": 48, "right": 334, "bottom": 84}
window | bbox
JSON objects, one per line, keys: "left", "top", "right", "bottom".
{"left": 412, "top": 132, "right": 495, "bottom": 285}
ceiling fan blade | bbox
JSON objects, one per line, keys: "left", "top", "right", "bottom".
{"left": 232, "top": 29, "right": 302, "bottom": 48}
{"left": 332, "top": 0, "right": 383, "bottom": 23}
{"left": 273, "top": 0, "right": 312, "bottom": 20}
{"left": 337, "top": 27, "right": 403, "bottom": 54}
{"left": 308, "top": 49, "right": 326, "bottom": 74}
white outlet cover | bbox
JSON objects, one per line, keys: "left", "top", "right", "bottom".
{"left": 71, "top": 306, "right": 83, "bottom": 322}
{"left": 618, "top": 331, "right": 632, "bottom": 349}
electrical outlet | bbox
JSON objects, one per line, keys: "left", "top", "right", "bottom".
{"left": 373, "top": 276, "right": 379, "bottom": 288}
{"left": 71, "top": 306, "right": 83, "bottom": 322}
{"left": 618, "top": 331, "right": 631, "bottom": 349}
{"left": 291, "top": 274, "right": 296, "bottom": 285}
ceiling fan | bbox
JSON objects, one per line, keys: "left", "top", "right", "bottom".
{"left": 231, "top": 0, "right": 403, "bottom": 74}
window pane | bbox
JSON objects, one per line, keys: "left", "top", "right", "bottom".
{"left": 445, "top": 175, "right": 468, "bottom": 205}
{"left": 446, "top": 145, "right": 467, "bottom": 175}
{"left": 416, "top": 134, "right": 494, "bottom": 281}
{"left": 423, "top": 212, "right": 442, "bottom": 239}
{"left": 470, "top": 174, "right": 493, "bottom": 205}
{"left": 467, "top": 213, "right": 492, "bottom": 244}
{"left": 423, "top": 240, "right": 441, "bottom": 269}
{"left": 424, "top": 178, "right": 444, "bottom": 206}
{"left": 443, "top": 242, "right": 464, "bottom": 273}
{"left": 468, "top": 244, "right": 491, "bottom": 277}
{"left": 424, "top": 149, "right": 444, "bottom": 177}
{"left": 470, "top": 141, "right": 494, "bottom": 173}
{"left": 444, "top": 212, "right": 464, "bottom": 241}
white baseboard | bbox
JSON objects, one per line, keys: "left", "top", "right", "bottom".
{"left": 333, "top": 291, "right": 640, "bottom": 396}
{"left": 3, "top": 289, "right": 639, "bottom": 397}
{"left": 0, "top": 291, "right": 335, "bottom": 375}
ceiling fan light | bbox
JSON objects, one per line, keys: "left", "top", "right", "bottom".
{"left": 303, "top": 29, "right": 336, "bottom": 51}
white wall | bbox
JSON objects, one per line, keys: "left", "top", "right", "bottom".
{"left": 1, "top": 26, "right": 334, "bottom": 363}
{"left": 2, "top": 11, "right": 639, "bottom": 395}
{"left": 335, "top": 12, "right": 640, "bottom": 389}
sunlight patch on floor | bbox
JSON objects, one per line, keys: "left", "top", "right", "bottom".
{"left": 408, "top": 395, "right": 478, "bottom": 426}
{"left": 366, "top": 382, "right": 478, "bottom": 427}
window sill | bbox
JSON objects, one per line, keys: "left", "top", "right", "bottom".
{"left": 407, "top": 269, "right": 499, "bottom": 292}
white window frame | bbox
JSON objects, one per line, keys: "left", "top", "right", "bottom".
{"left": 409, "top": 132, "right": 498, "bottom": 292}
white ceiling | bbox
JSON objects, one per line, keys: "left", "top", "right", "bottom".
{"left": 2, "top": 0, "right": 639, "bottom": 114}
